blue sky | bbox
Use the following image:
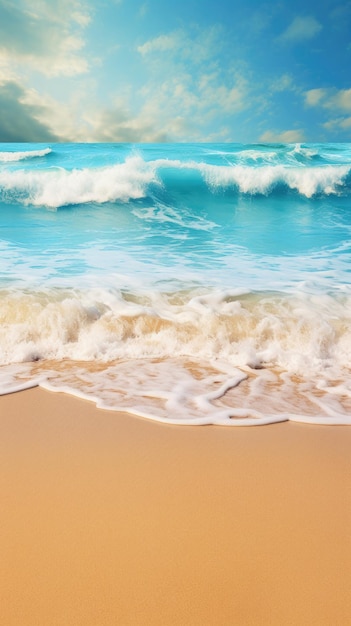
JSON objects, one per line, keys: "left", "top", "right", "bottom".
{"left": 0, "top": 0, "right": 350, "bottom": 142}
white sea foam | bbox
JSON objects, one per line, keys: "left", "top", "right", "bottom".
{"left": 288, "top": 144, "right": 319, "bottom": 159}
{"left": 131, "top": 200, "right": 217, "bottom": 231}
{"left": 1, "top": 287, "right": 351, "bottom": 372}
{"left": 0, "top": 148, "right": 52, "bottom": 162}
{"left": 234, "top": 149, "right": 279, "bottom": 163}
{"left": 0, "top": 287, "right": 350, "bottom": 425}
{"left": 1, "top": 356, "right": 350, "bottom": 426}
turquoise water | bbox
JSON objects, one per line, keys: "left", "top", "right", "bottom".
{"left": 0, "top": 143, "right": 351, "bottom": 425}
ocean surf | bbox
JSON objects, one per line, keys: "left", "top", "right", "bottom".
{"left": 1, "top": 142, "right": 351, "bottom": 425}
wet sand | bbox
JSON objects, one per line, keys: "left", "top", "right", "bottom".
{"left": 1, "top": 386, "right": 350, "bottom": 625}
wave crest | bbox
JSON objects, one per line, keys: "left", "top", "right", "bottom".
{"left": 153, "top": 158, "right": 351, "bottom": 198}
{"left": 195, "top": 162, "right": 350, "bottom": 198}
{"left": 0, "top": 148, "right": 52, "bottom": 162}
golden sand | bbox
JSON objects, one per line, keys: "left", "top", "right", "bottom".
{"left": 1, "top": 387, "right": 350, "bottom": 625}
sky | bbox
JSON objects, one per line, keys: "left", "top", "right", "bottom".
{"left": 0, "top": 0, "right": 351, "bottom": 143}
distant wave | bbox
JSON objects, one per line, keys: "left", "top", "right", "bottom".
{"left": 0, "top": 155, "right": 350, "bottom": 207}
{"left": 0, "top": 147, "right": 52, "bottom": 162}
{"left": 202, "top": 143, "right": 349, "bottom": 166}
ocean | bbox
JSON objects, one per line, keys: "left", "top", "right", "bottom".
{"left": 0, "top": 142, "right": 350, "bottom": 425}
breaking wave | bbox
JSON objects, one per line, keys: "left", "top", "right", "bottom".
{"left": 0, "top": 287, "right": 351, "bottom": 426}
{"left": 0, "top": 156, "right": 159, "bottom": 207}
{"left": 0, "top": 287, "right": 350, "bottom": 373}
{"left": 0, "top": 155, "right": 350, "bottom": 208}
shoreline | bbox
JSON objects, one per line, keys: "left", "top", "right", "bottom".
{"left": 1, "top": 386, "right": 351, "bottom": 625}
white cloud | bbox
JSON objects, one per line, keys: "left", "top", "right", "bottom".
{"left": 323, "top": 117, "right": 351, "bottom": 131}
{"left": 84, "top": 107, "right": 169, "bottom": 142}
{"left": 137, "top": 26, "right": 223, "bottom": 65}
{"left": 305, "top": 87, "right": 351, "bottom": 112}
{"left": 305, "top": 87, "right": 351, "bottom": 136}
{"left": 305, "top": 88, "right": 327, "bottom": 106}
{"left": 270, "top": 74, "right": 295, "bottom": 92}
{"left": 18, "top": 82, "right": 171, "bottom": 142}
{"left": 0, "top": 0, "right": 91, "bottom": 77}
{"left": 137, "top": 33, "right": 179, "bottom": 56}
{"left": 75, "top": 65, "right": 249, "bottom": 143}
{"left": 134, "top": 27, "right": 252, "bottom": 140}
{"left": 279, "top": 16, "right": 322, "bottom": 43}
{"left": 331, "top": 89, "right": 351, "bottom": 111}
{"left": 139, "top": 75, "right": 248, "bottom": 140}
{"left": 259, "top": 129, "right": 305, "bottom": 143}
{"left": 71, "top": 10, "right": 91, "bottom": 27}
{"left": 0, "top": 20, "right": 251, "bottom": 143}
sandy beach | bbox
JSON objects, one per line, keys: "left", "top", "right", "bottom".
{"left": 1, "top": 387, "right": 350, "bottom": 625}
